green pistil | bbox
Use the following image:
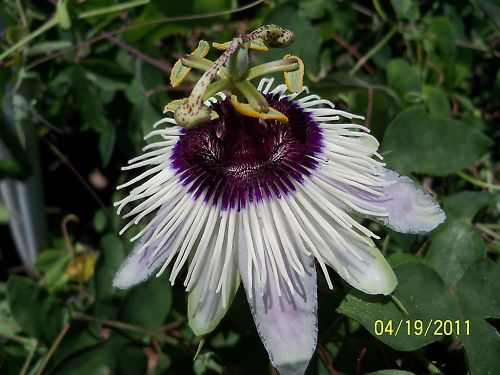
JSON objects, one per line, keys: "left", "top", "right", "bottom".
{"left": 173, "top": 25, "right": 301, "bottom": 128}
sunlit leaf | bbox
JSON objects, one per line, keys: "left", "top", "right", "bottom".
{"left": 381, "top": 106, "right": 492, "bottom": 175}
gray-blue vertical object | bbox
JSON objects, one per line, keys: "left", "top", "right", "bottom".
{"left": 0, "top": 91, "right": 45, "bottom": 273}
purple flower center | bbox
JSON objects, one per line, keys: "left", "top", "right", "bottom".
{"left": 171, "top": 94, "right": 324, "bottom": 210}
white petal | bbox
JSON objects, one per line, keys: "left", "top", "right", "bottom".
{"left": 285, "top": 190, "right": 397, "bottom": 295}
{"left": 377, "top": 169, "right": 446, "bottom": 233}
{"left": 239, "top": 204, "right": 318, "bottom": 375}
{"left": 113, "top": 206, "right": 180, "bottom": 289}
{"left": 188, "top": 209, "right": 240, "bottom": 335}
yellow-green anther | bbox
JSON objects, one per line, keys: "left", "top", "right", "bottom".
{"left": 170, "top": 40, "right": 210, "bottom": 87}
{"left": 173, "top": 25, "right": 298, "bottom": 127}
{"left": 244, "top": 25, "right": 295, "bottom": 48}
{"left": 175, "top": 38, "right": 242, "bottom": 128}
{"left": 248, "top": 38, "right": 268, "bottom": 51}
{"left": 283, "top": 55, "right": 304, "bottom": 93}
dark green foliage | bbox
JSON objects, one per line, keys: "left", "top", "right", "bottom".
{"left": 0, "top": 0, "right": 498, "bottom": 374}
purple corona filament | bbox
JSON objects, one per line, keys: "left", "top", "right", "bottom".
{"left": 171, "top": 94, "right": 323, "bottom": 211}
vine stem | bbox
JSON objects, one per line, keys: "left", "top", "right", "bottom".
{"left": 349, "top": 26, "right": 397, "bottom": 76}
{"left": 25, "top": 0, "right": 265, "bottom": 71}
{"left": 77, "top": 0, "right": 149, "bottom": 19}
{"left": 72, "top": 312, "right": 179, "bottom": 345}
{"left": 0, "top": 17, "right": 58, "bottom": 61}
{"left": 456, "top": 171, "right": 500, "bottom": 191}
{"left": 19, "top": 340, "right": 38, "bottom": 375}
{"left": 35, "top": 324, "right": 71, "bottom": 375}
{"left": 476, "top": 223, "right": 500, "bottom": 241}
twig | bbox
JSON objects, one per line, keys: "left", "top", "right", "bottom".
{"left": 475, "top": 223, "right": 500, "bottom": 241}
{"left": 61, "top": 214, "right": 79, "bottom": 256}
{"left": 332, "top": 34, "right": 374, "bottom": 74}
{"left": 73, "top": 312, "right": 179, "bottom": 345}
{"left": 414, "top": 351, "right": 441, "bottom": 374}
{"left": 316, "top": 343, "right": 339, "bottom": 375}
{"left": 0, "top": 17, "right": 58, "bottom": 61}
{"left": 365, "top": 87, "right": 374, "bottom": 128}
{"left": 43, "top": 138, "right": 108, "bottom": 211}
{"left": 35, "top": 324, "right": 71, "bottom": 375}
{"left": 349, "top": 26, "right": 397, "bottom": 75}
{"left": 19, "top": 340, "right": 38, "bottom": 375}
{"left": 25, "top": 0, "right": 266, "bottom": 71}
{"left": 32, "top": 109, "right": 69, "bottom": 134}
{"left": 145, "top": 83, "right": 196, "bottom": 97}
{"left": 427, "top": 61, "right": 445, "bottom": 86}
{"left": 356, "top": 347, "right": 367, "bottom": 375}
{"left": 160, "top": 319, "right": 186, "bottom": 333}
{"left": 15, "top": 0, "right": 28, "bottom": 28}
{"left": 102, "top": 32, "right": 170, "bottom": 74}
{"left": 455, "top": 39, "right": 500, "bottom": 58}
{"left": 77, "top": 0, "right": 149, "bottom": 19}
{"left": 456, "top": 171, "right": 499, "bottom": 191}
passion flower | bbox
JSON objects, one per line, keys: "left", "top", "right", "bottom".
{"left": 113, "top": 25, "right": 445, "bottom": 375}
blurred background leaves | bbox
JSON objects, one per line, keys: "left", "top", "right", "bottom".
{"left": 0, "top": 0, "right": 499, "bottom": 374}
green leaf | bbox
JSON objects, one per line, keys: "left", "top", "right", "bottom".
{"left": 123, "top": 0, "right": 232, "bottom": 43}
{"left": 381, "top": 105, "right": 492, "bottom": 175}
{"left": 476, "top": 0, "right": 500, "bottom": 28}
{"left": 426, "top": 221, "right": 485, "bottom": 285}
{"left": 6, "top": 276, "right": 65, "bottom": 344}
{"left": 263, "top": 3, "right": 322, "bottom": 74}
{"left": 337, "top": 262, "right": 452, "bottom": 351}
{"left": 118, "top": 273, "right": 173, "bottom": 330}
{"left": 422, "top": 85, "right": 451, "bottom": 117}
{"left": 298, "top": 0, "right": 334, "bottom": 20}
{"left": 313, "top": 73, "right": 401, "bottom": 105}
{"left": 387, "top": 58, "right": 421, "bottom": 97}
{"left": 93, "top": 209, "right": 108, "bottom": 233}
{"left": 338, "top": 260, "right": 500, "bottom": 374}
{"left": 425, "top": 191, "right": 494, "bottom": 285}
{"left": 71, "top": 67, "right": 110, "bottom": 132}
{"left": 92, "top": 234, "right": 126, "bottom": 318}
{"left": 451, "top": 259, "right": 500, "bottom": 375}
{"left": 52, "top": 326, "right": 101, "bottom": 363}
{"left": 0, "top": 119, "right": 32, "bottom": 180}
{"left": 367, "top": 371, "right": 416, "bottom": 375}
{"left": 35, "top": 249, "right": 72, "bottom": 290}
{"left": 390, "top": 0, "right": 419, "bottom": 20}
{"left": 426, "top": 16, "right": 459, "bottom": 61}
{"left": 48, "top": 335, "right": 146, "bottom": 375}
{"left": 440, "top": 191, "right": 495, "bottom": 220}
{"left": 386, "top": 253, "right": 422, "bottom": 268}
{"left": 99, "top": 124, "right": 116, "bottom": 167}
{"left": 0, "top": 284, "right": 22, "bottom": 338}
{"left": 0, "top": 198, "right": 11, "bottom": 223}
{"left": 125, "top": 76, "right": 163, "bottom": 142}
